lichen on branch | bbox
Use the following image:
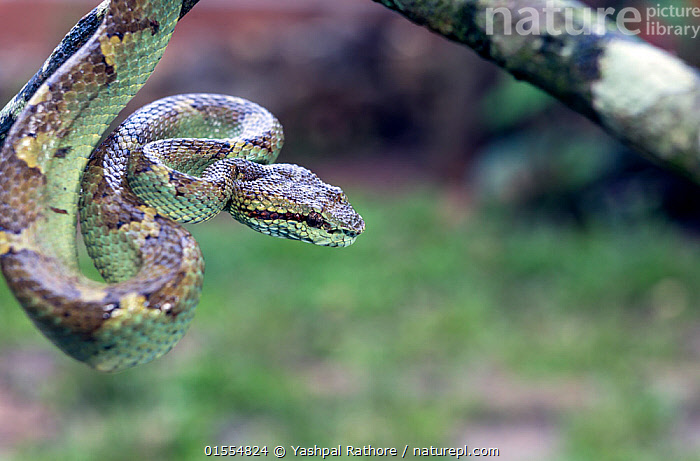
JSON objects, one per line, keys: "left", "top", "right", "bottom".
{"left": 372, "top": 0, "right": 700, "bottom": 181}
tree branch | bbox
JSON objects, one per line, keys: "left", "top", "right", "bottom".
{"left": 371, "top": 0, "right": 700, "bottom": 181}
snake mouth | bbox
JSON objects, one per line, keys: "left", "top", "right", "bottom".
{"left": 235, "top": 207, "right": 364, "bottom": 247}
{"left": 318, "top": 214, "right": 365, "bottom": 247}
{"left": 310, "top": 228, "right": 361, "bottom": 247}
{"left": 244, "top": 208, "right": 364, "bottom": 233}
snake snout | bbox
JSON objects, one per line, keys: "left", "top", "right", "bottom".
{"left": 349, "top": 213, "right": 366, "bottom": 235}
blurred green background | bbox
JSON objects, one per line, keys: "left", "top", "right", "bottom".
{"left": 1, "top": 0, "right": 700, "bottom": 460}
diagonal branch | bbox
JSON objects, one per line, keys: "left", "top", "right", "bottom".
{"left": 371, "top": 0, "right": 700, "bottom": 181}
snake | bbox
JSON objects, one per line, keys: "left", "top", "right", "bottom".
{"left": 0, "top": 0, "right": 364, "bottom": 372}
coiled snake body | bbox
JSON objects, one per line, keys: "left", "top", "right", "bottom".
{"left": 0, "top": 0, "right": 364, "bottom": 372}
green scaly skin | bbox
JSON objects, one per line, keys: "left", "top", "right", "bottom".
{"left": 0, "top": 0, "right": 364, "bottom": 372}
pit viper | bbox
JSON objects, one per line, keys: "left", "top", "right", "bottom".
{"left": 0, "top": 0, "right": 364, "bottom": 372}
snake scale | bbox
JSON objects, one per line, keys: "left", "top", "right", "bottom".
{"left": 0, "top": 0, "right": 364, "bottom": 372}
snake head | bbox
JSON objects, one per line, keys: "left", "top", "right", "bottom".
{"left": 227, "top": 159, "right": 365, "bottom": 247}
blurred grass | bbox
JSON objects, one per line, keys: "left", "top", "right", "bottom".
{"left": 1, "top": 188, "right": 700, "bottom": 460}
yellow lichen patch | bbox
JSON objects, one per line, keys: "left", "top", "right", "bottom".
{"left": 119, "top": 205, "right": 161, "bottom": 245}
{"left": 14, "top": 133, "right": 55, "bottom": 173}
{"left": 138, "top": 205, "right": 158, "bottom": 219}
{"left": 138, "top": 205, "right": 161, "bottom": 234}
{"left": 102, "top": 292, "right": 161, "bottom": 328}
{"left": 91, "top": 292, "right": 169, "bottom": 373}
{"left": 112, "top": 292, "right": 149, "bottom": 319}
{"left": 120, "top": 32, "right": 134, "bottom": 46}
{"left": 99, "top": 35, "right": 123, "bottom": 66}
{"left": 0, "top": 232, "right": 10, "bottom": 255}
{"left": 0, "top": 227, "right": 38, "bottom": 254}
{"left": 76, "top": 286, "right": 108, "bottom": 303}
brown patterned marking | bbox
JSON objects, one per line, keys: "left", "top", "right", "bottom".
{"left": 249, "top": 209, "right": 305, "bottom": 224}
{"left": 1, "top": 249, "right": 107, "bottom": 335}
{"left": 0, "top": 154, "right": 46, "bottom": 232}
{"left": 132, "top": 156, "right": 153, "bottom": 174}
{"left": 49, "top": 207, "right": 68, "bottom": 215}
{"left": 82, "top": 163, "right": 112, "bottom": 199}
{"left": 147, "top": 270, "right": 187, "bottom": 316}
{"left": 148, "top": 19, "right": 161, "bottom": 35}
{"left": 53, "top": 147, "right": 71, "bottom": 158}
{"left": 106, "top": 9, "right": 164, "bottom": 38}
{"left": 101, "top": 57, "right": 116, "bottom": 78}
{"left": 247, "top": 209, "right": 341, "bottom": 234}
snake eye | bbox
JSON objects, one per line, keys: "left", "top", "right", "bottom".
{"left": 306, "top": 211, "right": 324, "bottom": 228}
